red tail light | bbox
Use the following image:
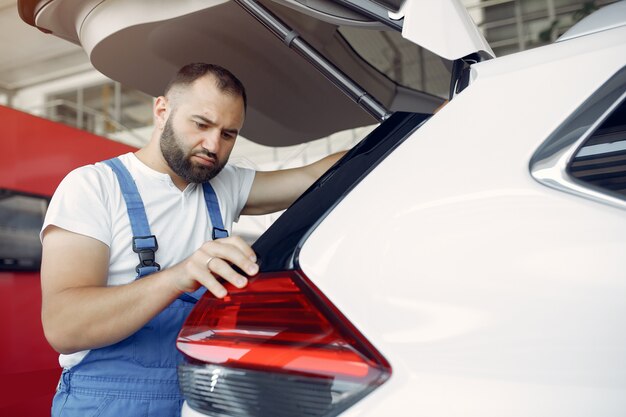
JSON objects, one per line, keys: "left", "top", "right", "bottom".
{"left": 177, "top": 270, "right": 391, "bottom": 416}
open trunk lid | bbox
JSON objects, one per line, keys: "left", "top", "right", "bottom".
{"left": 19, "top": 0, "right": 493, "bottom": 146}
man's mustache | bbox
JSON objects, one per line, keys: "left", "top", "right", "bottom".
{"left": 192, "top": 150, "right": 219, "bottom": 164}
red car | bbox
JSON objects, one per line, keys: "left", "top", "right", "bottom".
{"left": 0, "top": 105, "right": 135, "bottom": 416}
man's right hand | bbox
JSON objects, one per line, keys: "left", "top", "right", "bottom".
{"left": 169, "top": 235, "right": 258, "bottom": 298}
{"left": 41, "top": 226, "right": 257, "bottom": 354}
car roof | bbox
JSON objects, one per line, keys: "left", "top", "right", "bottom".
{"left": 558, "top": 1, "right": 626, "bottom": 42}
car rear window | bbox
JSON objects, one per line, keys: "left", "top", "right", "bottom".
{"left": 338, "top": 27, "right": 450, "bottom": 98}
{"left": 568, "top": 97, "right": 626, "bottom": 198}
{"left": 530, "top": 66, "right": 626, "bottom": 209}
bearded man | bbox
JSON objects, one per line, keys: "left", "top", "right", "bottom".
{"left": 40, "top": 63, "right": 344, "bottom": 417}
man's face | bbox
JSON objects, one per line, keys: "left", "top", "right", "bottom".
{"left": 160, "top": 114, "right": 226, "bottom": 183}
{"left": 160, "top": 76, "right": 245, "bottom": 184}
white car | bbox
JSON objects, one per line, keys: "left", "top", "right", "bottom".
{"left": 21, "top": 0, "right": 626, "bottom": 416}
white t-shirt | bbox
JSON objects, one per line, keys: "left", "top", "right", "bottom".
{"left": 41, "top": 152, "right": 255, "bottom": 368}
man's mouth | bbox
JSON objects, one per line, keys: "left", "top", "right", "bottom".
{"left": 191, "top": 153, "right": 218, "bottom": 167}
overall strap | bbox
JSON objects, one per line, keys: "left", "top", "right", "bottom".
{"left": 102, "top": 158, "right": 160, "bottom": 278}
{"left": 202, "top": 182, "right": 229, "bottom": 239}
{"left": 102, "top": 157, "right": 228, "bottom": 303}
{"left": 181, "top": 182, "right": 230, "bottom": 302}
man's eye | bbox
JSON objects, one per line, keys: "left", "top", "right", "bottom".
{"left": 222, "top": 132, "right": 234, "bottom": 140}
{"left": 195, "top": 122, "right": 207, "bottom": 129}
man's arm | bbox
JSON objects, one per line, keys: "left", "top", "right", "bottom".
{"left": 242, "top": 150, "right": 347, "bottom": 215}
{"left": 41, "top": 226, "right": 258, "bottom": 354}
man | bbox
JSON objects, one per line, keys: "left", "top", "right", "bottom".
{"left": 40, "top": 63, "right": 345, "bottom": 416}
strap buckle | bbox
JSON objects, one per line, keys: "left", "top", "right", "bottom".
{"left": 212, "top": 227, "right": 229, "bottom": 240}
{"left": 132, "top": 235, "right": 161, "bottom": 276}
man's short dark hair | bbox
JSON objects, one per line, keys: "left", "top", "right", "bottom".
{"left": 164, "top": 63, "right": 247, "bottom": 110}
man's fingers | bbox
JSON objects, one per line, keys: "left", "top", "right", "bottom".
{"left": 222, "top": 236, "right": 257, "bottom": 263}
{"left": 201, "top": 239, "right": 258, "bottom": 277}
{"left": 178, "top": 236, "right": 259, "bottom": 299}
{"left": 202, "top": 273, "right": 228, "bottom": 298}
{"left": 186, "top": 260, "right": 234, "bottom": 298}
{"left": 205, "top": 257, "right": 248, "bottom": 289}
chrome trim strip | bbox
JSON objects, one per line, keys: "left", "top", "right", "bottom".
{"left": 530, "top": 67, "right": 626, "bottom": 210}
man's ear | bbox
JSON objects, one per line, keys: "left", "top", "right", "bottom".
{"left": 154, "top": 96, "right": 169, "bottom": 130}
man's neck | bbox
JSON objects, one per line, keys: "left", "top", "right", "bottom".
{"left": 135, "top": 145, "right": 189, "bottom": 191}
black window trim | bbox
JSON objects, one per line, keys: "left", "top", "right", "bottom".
{"left": 252, "top": 111, "right": 430, "bottom": 272}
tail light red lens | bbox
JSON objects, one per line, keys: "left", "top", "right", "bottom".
{"left": 177, "top": 270, "right": 391, "bottom": 417}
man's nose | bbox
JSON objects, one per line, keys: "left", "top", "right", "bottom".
{"left": 201, "top": 129, "right": 221, "bottom": 152}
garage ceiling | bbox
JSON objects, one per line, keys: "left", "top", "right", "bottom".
{"left": 0, "top": 0, "right": 92, "bottom": 92}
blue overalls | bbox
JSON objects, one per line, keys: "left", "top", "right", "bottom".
{"left": 52, "top": 157, "right": 229, "bottom": 417}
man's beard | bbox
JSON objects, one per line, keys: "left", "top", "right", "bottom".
{"left": 160, "top": 117, "right": 226, "bottom": 183}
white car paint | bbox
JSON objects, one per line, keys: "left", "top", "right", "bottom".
{"left": 298, "top": 21, "right": 626, "bottom": 417}
{"left": 401, "top": 0, "right": 494, "bottom": 60}
{"left": 558, "top": 0, "right": 626, "bottom": 41}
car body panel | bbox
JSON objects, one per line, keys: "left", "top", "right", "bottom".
{"left": 558, "top": 0, "right": 626, "bottom": 42}
{"left": 297, "top": 24, "right": 626, "bottom": 416}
